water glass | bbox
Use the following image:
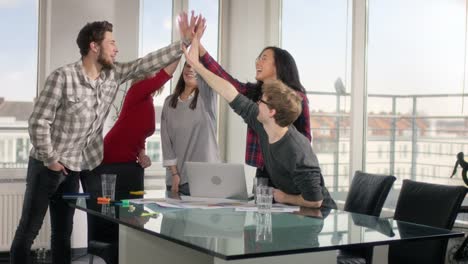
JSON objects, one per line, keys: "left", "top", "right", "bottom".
{"left": 255, "top": 212, "right": 272, "bottom": 242}
{"left": 253, "top": 177, "right": 269, "bottom": 204}
{"left": 101, "top": 174, "right": 117, "bottom": 200}
{"left": 256, "top": 186, "right": 273, "bottom": 213}
{"left": 101, "top": 204, "right": 115, "bottom": 217}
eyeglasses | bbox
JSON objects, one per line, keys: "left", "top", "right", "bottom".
{"left": 255, "top": 56, "right": 268, "bottom": 63}
{"left": 258, "top": 98, "right": 271, "bottom": 106}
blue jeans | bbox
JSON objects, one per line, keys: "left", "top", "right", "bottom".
{"left": 10, "top": 157, "right": 80, "bottom": 264}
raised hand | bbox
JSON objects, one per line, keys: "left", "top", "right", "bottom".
{"left": 177, "top": 11, "right": 199, "bottom": 44}
{"left": 195, "top": 16, "right": 207, "bottom": 40}
{"left": 189, "top": 11, "right": 198, "bottom": 36}
{"left": 182, "top": 24, "right": 204, "bottom": 70}
{"left": 197, "top": 17, "right": 208, "bottom": 56}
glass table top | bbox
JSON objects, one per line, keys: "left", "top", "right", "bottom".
{"left": 71, "top": 197, "right": 463, "bottom": 260}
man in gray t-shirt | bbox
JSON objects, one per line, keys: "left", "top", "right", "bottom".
{"left": 183, "top": 34, "right": 336, "bottom": 208}
{"left": 229, "top": 93, "right": 336, "bottom": 209}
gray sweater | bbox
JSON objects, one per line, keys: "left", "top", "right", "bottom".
{"left": 230, "top": 94, "right": 336, "bottom": 208}
{"left": 161, "top": 78, "right": 220, "bottom": 186}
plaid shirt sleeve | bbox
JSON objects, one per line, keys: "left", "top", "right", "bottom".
{"left": 200, "top": 52, "right": 249, "bottom": 95}
{"left": 293, "top": 92, "right": 312, "bottom": 142}
{"left": 28, "top": 70, "right": 64, "bottom": 166}
{"left": 113, "top": 40, "right": 183, "bottom": 84}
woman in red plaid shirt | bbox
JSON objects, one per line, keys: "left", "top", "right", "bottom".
{"left": 198, "top": 43, "right": 311, "bottom": 182}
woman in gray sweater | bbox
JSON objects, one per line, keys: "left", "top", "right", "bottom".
{"left": 161, "top": 62, "right": 220, "bottom": 195}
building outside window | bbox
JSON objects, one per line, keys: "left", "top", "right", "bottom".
{"left": 0, "top": 0, "right": 38, "bottom": 176}
{"left": 366, "top": 0, "right": 468, "bottom": 199}
{"left": 282, "top": 0, "right": 352, "bottom": 196}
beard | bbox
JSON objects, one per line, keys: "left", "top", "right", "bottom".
{"left": 97, "top": 51, "right": 114, "bottom": 69}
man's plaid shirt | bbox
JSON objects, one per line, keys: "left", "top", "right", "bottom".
{"left": 29, "top": 41, "right": 184, "bottom": 171}
{"left": 200, "top": 52, "right": 312, "bottom": 169}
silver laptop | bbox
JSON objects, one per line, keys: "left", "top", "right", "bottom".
{"left": 185, "top": 162, "right": 248, "bottom": 200}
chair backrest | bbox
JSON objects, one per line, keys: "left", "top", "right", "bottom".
{"left": 344, "top": 171, "right": 396, "bottom": 216}
{"left": 388, "top": 179, "right": 467, "bottom": 264}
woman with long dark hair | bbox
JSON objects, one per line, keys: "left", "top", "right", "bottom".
{"left": 198, "top": 44, "right": 311, "bottom": 181}
{"left": 161, "top": 62, "right": 220, "bottom": 195}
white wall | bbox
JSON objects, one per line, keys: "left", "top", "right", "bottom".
{"left": 38, "top": 0, "right": 140, "bottom": 248}
{"left": 38, "top": 0, "right": 139, "bottom": 84}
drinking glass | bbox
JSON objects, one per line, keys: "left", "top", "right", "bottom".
{"left": 101, "top": 174, "right": 117, "bottom": 200}
{"left": 256, "top": 186, "right": 273, "bottom": 213}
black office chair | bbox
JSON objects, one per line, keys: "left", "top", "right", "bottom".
{"left": 388, "top": 179, "right": 467, "bottom": 264}
{"left": 344, "top": 171, "right": 396, "bottom": 216}
{"left": 81, "top": 164, "right": 145, "bottom": 264}
{"left": 85, "top": 195, "right": 119, "bottom": 264}
{"left": 88, "top": 240, "right": 117, "bottom": 264}
{"left": 338, "top": 171, "right": 396, "bottom": 264}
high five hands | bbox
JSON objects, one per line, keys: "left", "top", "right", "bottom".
{"left": 181, "top": 14, "right": 238, "bottom": 103}
{"left": 177, "top": 11, "right": 206, "bottom": 46}
{"left": 181, "top": 15, "right": 206, "bottom": 70}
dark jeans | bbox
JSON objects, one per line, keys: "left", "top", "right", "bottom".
{"left": 10, "top": 157, "right": 80, "bottom": 264}
{"left": 80, "top": 162, "right": 144, "bottom": 264}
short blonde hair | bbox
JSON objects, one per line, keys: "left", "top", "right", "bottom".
{"left": 262, "top": 80, "right": 302, "bottom": 127}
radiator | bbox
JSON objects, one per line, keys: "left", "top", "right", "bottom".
{"left": 0, "top": 185, "right": 50, "bottom": 251}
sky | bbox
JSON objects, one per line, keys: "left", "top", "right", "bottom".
{"left": 0, "top": 0, "right": 38, "bottom": 102}
{"left": 1, "top": 0, "right": 467, "bottom": 117}
{"left": 282, "top": 0, "right": 467, "bottom": 115}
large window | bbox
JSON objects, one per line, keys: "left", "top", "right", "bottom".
{"left": 365, "top": 0, "right": 468, "bottom": 205}
{"left": 282, "top": 0, "right": 352, "bottom": 200}
{"left": 0, "top": 0, "right": 38, "bottom": 176}
{"left": 139, "top": 0, "right": 173, "bottom": 107}
{"left": 137, "top": 0, "right": 173, "bottom": 171}
{"left": 189, "top": 0, "right": 219, "bottom": 59}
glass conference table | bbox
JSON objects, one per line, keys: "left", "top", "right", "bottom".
{"left": 71, "top": 197, "right": 463, "bottom": 264}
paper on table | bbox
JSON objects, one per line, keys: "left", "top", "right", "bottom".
{"left": 129, "top": 198, "right": 167, "bottom": 205}
{"left": 130, "top": 197, "right": 253, "bottom": 209}
{"left": 163, "top": 198, "right": 251, "bottom": 209}
{"left": 153, "top": 201, "right": 184, "bottom": 208}
{"left": 180, "top": 196, "right": 246, "bottom": 203}
{"left": 126, "top": 197, "right": 299, "bottom": 211}
{"left": 235, "top": 204, "right": 299, "bottom": 213}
